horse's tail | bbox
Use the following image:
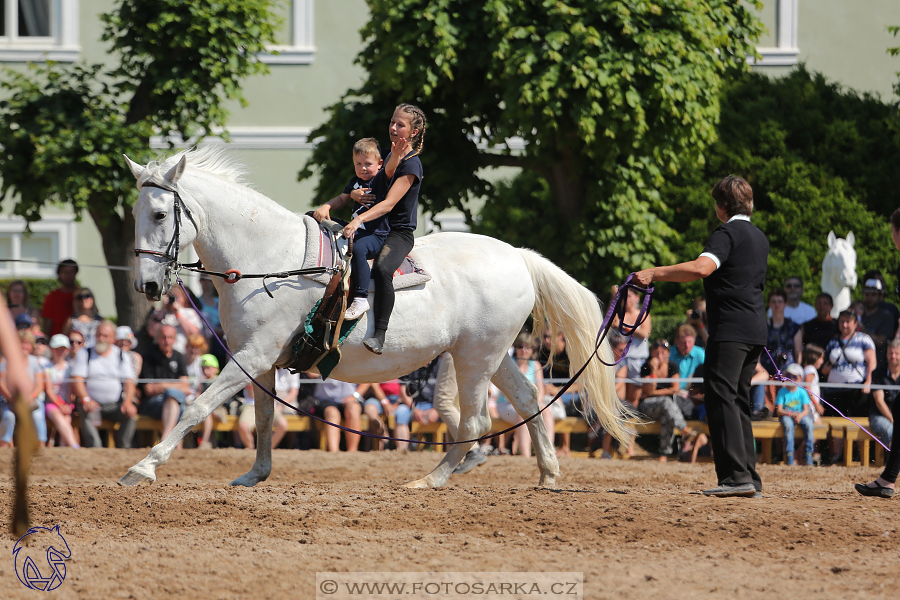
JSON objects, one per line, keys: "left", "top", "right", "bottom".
{"left": 517, "top": 248, "right": 633, "bottom": 445}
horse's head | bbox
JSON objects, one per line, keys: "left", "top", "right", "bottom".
{"left": 125, "top": 154, "right": 198, "bottom": 301}
{"left": 823, "top": 230, "right": 858, "bottom": 289}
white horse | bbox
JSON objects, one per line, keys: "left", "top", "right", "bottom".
{"left": 821, "top": 230, "right": 857, "bottom": 318}
{"left": 118, "top": 147, "right": 628, "bottom": 489}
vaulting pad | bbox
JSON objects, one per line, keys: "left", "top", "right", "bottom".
{"left": 300, "top": 216, "right": 431, "bottom": 290}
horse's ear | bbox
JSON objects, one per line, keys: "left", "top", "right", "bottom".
{"left": 164, "top": 155, "right": 187, "bottom": 186}
{"left": 846, "top": 231, "right": 855, "bottom": 247}
{"left": 827, "top": 230, "right": 836, "bottom": 248}
{"left": 123, "top": 155, "right": 144, "bottom": 180}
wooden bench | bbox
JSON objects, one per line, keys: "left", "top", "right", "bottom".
{"left": 750, "top": 419, "right": 830, "bottom": 464}
{"left": 96, "top": 414, "right": 313, "bottom": 448}
{"left": 820, "top": 416, "right": 886, "bottom": 468}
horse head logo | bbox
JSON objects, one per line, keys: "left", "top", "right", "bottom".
{"left": 12, "top": 525, "right": 71, "bottom": 591}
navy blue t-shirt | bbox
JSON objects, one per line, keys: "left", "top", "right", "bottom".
{"left": 343, "top": 172, "right": 390, "bottom": 238}
{"left": 384, "top": 151, "right": 424, "bottom": 232}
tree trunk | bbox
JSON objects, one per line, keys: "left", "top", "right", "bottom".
{"left": 89, "top": 206, "right": 151, "bottom": 330}
{"left": 545, "top": 147, "right": 586, "bottom": 222}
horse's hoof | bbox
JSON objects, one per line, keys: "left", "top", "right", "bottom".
{"left": 230, "top": 472, "right": 266, "bottom": 487}
{"left": 538, "top": 474, "right": 559, "bottom": 489}
{"left": 117, "top": 468, "right": 155, "bottom": 487}
{"left": 401, "top": 478, "right": 431, "bottom": 489}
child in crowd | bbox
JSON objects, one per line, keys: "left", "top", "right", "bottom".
{"left": 340, "top": 104, "right": 426, "bottom": 354}
{"left": 44, "top": 334, "right": 80, "bottom": 448}
{"left": 196, "top": 354, "right": 223, "bottom": 448}
{"left": 313, "top": 138, "right": 391, "bottom": 320}
{"left": 801, "top": 344, "right": 825, "bottom": 422}
{"left": 775, "top": 363, "right": 815, "bottom": 465}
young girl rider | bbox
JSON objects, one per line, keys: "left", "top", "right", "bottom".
{"left": 340, "top": 103, "right": 426, "bottom": 355}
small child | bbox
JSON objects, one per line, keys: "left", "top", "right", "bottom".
{"left": 312, "top": 138, "right": 390, "bottom": 320}
{"left": 196, "top": 354, "right": 222, "bottom": 449}
{"left": 800, "top": 344, "right": 825, "bottom": 422}
{"left": 775, "top": 363, "right": 815, "bottom": 466}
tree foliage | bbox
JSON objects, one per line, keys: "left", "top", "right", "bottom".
{"left": 654, "top": 67, "right": 900, "bottom": 315}
{"left": 300, "top": 0, "right": 764, "bottom": 291}
{"left": 0, "top": 0, "right": 279, "bottom": 326}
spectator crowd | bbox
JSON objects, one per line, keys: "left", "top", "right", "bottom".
{"left": 0, "top": 260, "right": 897, "bottom": 465}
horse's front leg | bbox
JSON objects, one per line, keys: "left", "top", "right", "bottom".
{"left": 118, "top": 361, "right": 249, "bottom": 486}
{"left": 231, "top": 369, "right": 276, "bottom": 487}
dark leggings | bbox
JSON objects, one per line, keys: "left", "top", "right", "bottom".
{"left": 350, "top": 231, "right": 387, "bottom": 299}
{"left": 880, "top": 396, "right": 900, "bottom": 483}
{"left": 371, "top": 229, "right": 414, "bottom": 332}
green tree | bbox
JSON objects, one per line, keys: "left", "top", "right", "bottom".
{"left": 300, "top": 0, "right": 763, "bottom": 291}
{"left": 655, "top": 67, "right": 898, "bottom": 315}
{"left": 0, "top": 0, "right": 279, "bottom": 327}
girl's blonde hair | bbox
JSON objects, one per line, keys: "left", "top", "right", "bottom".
{"left": 395, "top": 103, "right": 426, "bottom": 158}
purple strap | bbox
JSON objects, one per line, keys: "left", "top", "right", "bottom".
{"left": 764, "top": 348, "right": 888, "bottom": 451}
{"left": 176, "top": 273, "right": 650, "bottom": 446}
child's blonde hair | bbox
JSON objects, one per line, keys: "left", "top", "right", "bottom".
{"left": 352, "top": 137, "right": 382, "bottom": 160}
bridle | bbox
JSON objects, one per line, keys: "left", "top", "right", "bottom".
{"left": 133, "top": 181, "right": 198, "bottom": 291}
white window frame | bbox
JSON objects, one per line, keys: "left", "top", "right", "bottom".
{"left": 0, "top": 0, "right": 79, "bottom": 62}
{"left": 258, "top": 0, "right": 315, "bottom": 65}
{"left": 0, "top": 216, "right": 75, "bottom": 277}
{"left": 753, "top": 0, "right": 799, "bottom": 67}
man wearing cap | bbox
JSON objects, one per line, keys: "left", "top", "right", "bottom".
{"left": 71, "top": 320, "right": 137, "bottom": 448}
{"left": 861, "top": 278, "right": 895, "bottom": 371}
{"left": 41, "top": 259, "right": 79, "bottom": 336}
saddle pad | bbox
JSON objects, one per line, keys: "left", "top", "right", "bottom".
{"left": 300, "top": 216, "right": 431, "bottom": 290}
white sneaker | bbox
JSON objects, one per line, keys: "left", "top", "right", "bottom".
{"left": 344, "top": 297, "right": 370, "bottom": 320}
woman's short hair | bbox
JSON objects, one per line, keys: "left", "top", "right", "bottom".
{"left": 837, "top": 309, "right": 856, "bottom": 322}
{"left": 768, "top": 288, "right": 787, "bottom": 303}
{"left": 711, "top": 176, "right": 753, "bottom": 217}
{"left": 188, "top": 333, "right": 209, "bottom": 354}
{"left": 675, "top": 324, "right": 697, "bottom": 339}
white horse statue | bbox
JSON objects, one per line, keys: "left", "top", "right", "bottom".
{"left": 821, "top": 230, "right": 857, "bottom": 318}
{"left": 118, "top": 147, "right": 627, "bottom": 489}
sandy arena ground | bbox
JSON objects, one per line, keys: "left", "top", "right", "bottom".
{"left": 0, "top": 447, "right": 898, "bottom": 599}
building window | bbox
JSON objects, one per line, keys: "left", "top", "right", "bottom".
{"left": 258, "top": 0, "right": 315, "bottom": 65}
{"left": 753, "top": 0, "right": 799, "bottom": 67}
{"left": 0, "top": 217, "right": 75, "bottom": 277}
{"left": 0, "top": 0, "right": 79, "bottom": 62}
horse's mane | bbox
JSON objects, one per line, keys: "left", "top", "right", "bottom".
{"left": 140, "top": 146, "right": 252, "bottom": 189}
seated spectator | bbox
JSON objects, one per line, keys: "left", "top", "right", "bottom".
{"left": 41, "top": 259, "right": 79, "bottom": 336}
{"left": 802, "top": 293, "right": 839, "bottom": 350}
{"left": 196, "top": 354, "right": 225, "bottom": 448}
{"left": 800, "top": 344, "right": 825, "bottom": 422}
{"left": 115, "top": 326, "right": 142, "bottom": 379}
{"left": 670, "top": 324, "right": 705, "bottom": 388}
{"left": 62, "top": 287, "right": 103, "bottom": 349}
{"left": 147, "top": 285, "right": 203, "bottom": 355}
{"left": 6, "top": 280, "right": 40, "bottom": 326}
{"left": 679, "top": 429, "right": 710, "bottom": 464}
{"left": 33, "top": 331, "right": 50, "bottom": 363}
{"left": 600, "top": 330, "right": 632, "bottom": 459}
{"left": 361, "top": 380, "right": 411, "bottom": 451}
{"left": 491, "top": 335, "right": 547, "bottom": 458}
{"left": 822, "top": 310, "right": 876, "bottom": 463}
{"left": 197, "top": 274, "right": 222, "bottom": 339}
{"left": 611, "top": 286, "right": 651, "bottom": 406}
{"left": 313, "top": 377, "right": 363, "bottom": 452}
{"left": 869, "top": 339, "right": 900, "bottom": 447}
{"left": 402, "top": 359, "right": 441, "bottom": 433}
{"left": 860, "top": 278, "right": 895, "bottom": 371}
{"left": 71, "top": 321, "right": 137, "bottom": 448}
{"left": 539, "top": 331, "right": 581, "bottom": 413}
{"left": 138, "top": 324, "right": 191, "bottom": 445}
{"left": 770, "top": 276, "right": 816, "bottom": 325}
{"left": 685, "top": 295, "right": 708, "bottom": 348}
{"left": 43, "top": 334, "right": 80, "bottom": 448}
{"left": 863, "top": 270, "right": 900, "bottom": 338}
{"left": 237, "top": 383, "right": 288, "bottom": 450}
{"left": 761, "top": 288, "right": 802, "bottom": 376}
{"left": 67, "top": 330, "right": 85, "bottom": 361}
{"left": 0, "top": 332, "right": 50, "bottom": 448}
{"left": 275, "top": 368, "right": 301, "bottom": 413}
{"left": 183, "top": 333, "right": 208, "bottom": 403}
{"left": 775, "top": 363, "right": 815, "bottom": 466}
{"left": 638, "top": 339, "right": 691, "bottom": 462}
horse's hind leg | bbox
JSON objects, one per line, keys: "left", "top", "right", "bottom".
{"left": 402, "top": 356, "right": 492, "bottom": 489}
{"left": 118, "top": 361, "right": 249, "bottom": 486}
{"left": 231, "top": 368, "right": 276, "bottom": 487}
{"left": 492, "top": 353, "right": 560, "bottom": 488}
